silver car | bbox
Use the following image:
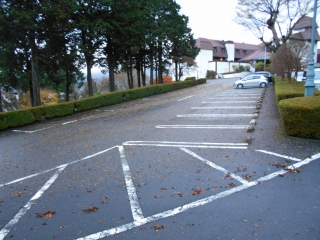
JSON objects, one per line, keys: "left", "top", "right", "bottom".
{"left": 233, "top": 74, "right": 268, "bottom": 89}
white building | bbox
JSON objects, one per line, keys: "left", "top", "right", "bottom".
{"left": 192, "top": 38, "right": 271, "bottom": 79}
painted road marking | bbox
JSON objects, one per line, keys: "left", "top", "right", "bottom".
{"left": 191, "top": 107, "right": 255, "bottom": 109}
{"left": 177, "top": 95, "right": 194, "bottom": 101}
{"left": 0, "top": 146, "right": 119, "bottom": 188}
{"left": 123, "top": 141, "right": 248, "bottom": 149}
{"left": 12, "top": 126, "right": 52, "bottom": 133}
{"left": 119, "top": 146, "right": 145, "bottom": 222}
{"left": 257, "top": 150, "right": 302, "bottom": 162}
{"left": 95, "top": 109, "right": 114, "bottom": 112}
{"left": 0, "top": 166, "right": 66, "bottom": 240}
{"left": 76, "top": 151, "right": 320, "bottom": 240}
{"left": 1, "top": 144, "right": 319, "bottom": 239}
{"left": 62, "top": 120, "right": 77, "bottom": 125}
{"left": 177, "top": 114, "right": 255, "bottom": 118}
{"left": 155, "top": 125, "right": 249, "bottom": 129}
{"left": 181, "top": 148, "right": 249, "bottom": 185}
{"left": 12, "top": 114, "right": 103, "bottom": 133}
{"left": 202, "top": 101, "right": 256, "bottom": 103}
{"left": 209, "top": 97, "right": 259, "bottom": 99}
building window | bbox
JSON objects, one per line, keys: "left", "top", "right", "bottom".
{"left": 236, "top": 49, "right": 240, "bottom": 54}
{"left": 243, "top": 50, "right": 247, "bottom": 55}
{"left": 213, "top": 47, "right": 217, "bottom": 53}
{"left": 221, "top": 48, "right": 226, "bottom": 53}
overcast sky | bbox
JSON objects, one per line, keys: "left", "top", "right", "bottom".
{"left": 175, "top": 0, "right": 264, "bottom": 44}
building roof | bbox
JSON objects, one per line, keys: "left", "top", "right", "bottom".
{"left": 238, "top": 50, "right": 271, "bottom": 62}
{"left": 290, "top": 27, "right": 320, "bottom": 41}
{"left": 293, "top": 16, "right": 318, "bottom": 30}
{"left": 196, "top": 37, "right": 266, "bottom": 59}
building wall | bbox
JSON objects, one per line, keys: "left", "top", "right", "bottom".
{"left": 225, "top": 43, "right": 235, "bottom": 61}
{"left": 195, "top": 49, "right": 213, "bottom": 78}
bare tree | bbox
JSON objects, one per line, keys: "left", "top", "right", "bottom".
{"left": 235, "top": 0, "right": 315, "bottom": 52}
{"left": 271, "top": 40, "right": 310, "bottom": 83}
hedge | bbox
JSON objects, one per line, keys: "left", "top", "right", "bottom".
{"left": 0, "top": 79, "right": 206, "bottom": 131}
{"left": 278, "top": 96, "right": 320, "bottom": 139}
{"left": 275, "top": 77, "right": 320, "bottom": 139}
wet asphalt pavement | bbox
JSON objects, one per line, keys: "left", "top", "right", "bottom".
{"left": 0, "top": 78, "right": 320, "bottom": 240}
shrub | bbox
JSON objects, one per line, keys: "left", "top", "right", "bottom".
{"left": 278, "top": 96, "right": 320, "bottom": 139}
{"left": 206, "top": 70, "right": 217, "bottom": 79}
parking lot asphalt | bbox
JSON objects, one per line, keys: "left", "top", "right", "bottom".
{"left": 1, "top": 79, "right": 320, "bottom": 240}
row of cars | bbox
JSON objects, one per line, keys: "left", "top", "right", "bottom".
{"left": 234, "top": 69, "right": 320, "bottom": 89}
{"left": 233, "top": 71, "right": 272, "bottom": 89}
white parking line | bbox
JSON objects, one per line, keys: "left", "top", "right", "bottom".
{"left": 191, "top": 107, "right": 255, "bottom": 109}
{"left": 181, "top": 148, "right": 249, "bottom": 185}
{"left": 123, "top": 141, "right": 248, "bottom": 149}
{"left": 155, "top": 125, "right": 249, "bottom": 129}
{"left": 62, "top": 120, "right": 78, "bottom": 125}
{"left": 202, "top": 101, "right": 256, "bottom": 103}
{"left": 256, "top": 150, "right": 302, "bottom": 162}
{"left": 0, "top": 146, "right": 119, "bottom": 188}
{"left": 119, "top": 146, "right": 145, "bottom": 222}
{"left": 76, "top": 152, "right": 320, "bottom": 240}
{"left": 12, "top": 126, "right": 52, "bottom": 133}
{"left": 209, "top": 97, "right": 259, "bottom": 99}
{"left": 0, "top": 166, "right": 66, "bottom": 240}
{"left": 177, "top": 114, "right": 255, "bottom": 118}
{"left": 177, "top": 95, "right": 194, "bottom": 101}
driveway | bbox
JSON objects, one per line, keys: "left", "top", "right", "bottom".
{"left": 1, "top": 79, "right": 320, "bottom": 239}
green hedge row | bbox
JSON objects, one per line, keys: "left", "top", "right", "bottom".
{"left": 0, "top": 79, "right": 206, "bottom": 131}
{"left": 275, "top": 77, "right": 320, "bottom": 139}
{"left": 278, "top": 96, "right": 320, "bottom": 139}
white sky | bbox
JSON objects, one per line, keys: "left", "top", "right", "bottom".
{"left": 175, "top": 0, "right": 262, "bottom": 44}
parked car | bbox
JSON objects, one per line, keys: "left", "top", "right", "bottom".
{"left": 255, "top": 71, "right": 273, "bottom": 83}
{"left": 291, "top": 71, "right": 306, "bottom": 81}
{"left": 233, "top": 74, "right": 269, "bottom": 89}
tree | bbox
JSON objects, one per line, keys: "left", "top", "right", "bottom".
{"left": 235, "top": 0, "right": 315, "bottom": 52}
{"left": 271, "top": 40, "right": 310, "bottom": 82}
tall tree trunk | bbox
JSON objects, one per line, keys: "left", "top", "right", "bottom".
{"left": 149, "top": 44, "right": 154, "bottom": 85}
{"left": 25, "top": 48, "right": 34, "bottom": 105}
{"left": 136, "top": 56, "right": 141, "bottom": 87}
{"left": 82, "top": 30, "right": 93, "bottom": 97}
{"left": 157, "top": 42, "right": 163, "bottom": 84}
{"left": 175, "top": 60, "right": 178, "bottom": 82}
{"left": 29, "top": 33, "right": 41, "bottom": 107}
{"left": 109, "top": 62, "right": 115, "bottom": 92}
{"left": 65, "top": 69, "right": 70, "bottom": 102}
{"left": 129, "top": 53, "right": 134, "bottom": 89}
{"left": 85, "top": 56, "right": 93, "bottom": 96}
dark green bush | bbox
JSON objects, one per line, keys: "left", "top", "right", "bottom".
{"left": 184, "top": 77, "right": 196, "bottom": 81}
{"left": 1, "top": 79, "right": 206, "bottom": 131}
{"left": 278, "top": 96, "right": 320, "bottom": 139}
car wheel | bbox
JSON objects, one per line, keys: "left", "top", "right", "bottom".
{"left": 260, "top": 82, "right": 266, "bottom": 88}
{"left": 237, "top": 84, "right": 243, "bottom": 89}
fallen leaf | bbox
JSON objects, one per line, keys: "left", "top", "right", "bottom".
{"left": 225, "top": 182, "right": 236, "bottom": 188}
{"left": 191, "top": 189, "right": 201, "bottom": 195}
{"left": 151, "top": 225, "right": 168, "bottom": 232}
{"left": 223, "top": 172, "right": 231, "bottom": 179}
{"left": 82, "top": 206, "right": 99, "bottom": 213}
{"left": 36, "top": 210, "right": 56, "bottom": 218}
